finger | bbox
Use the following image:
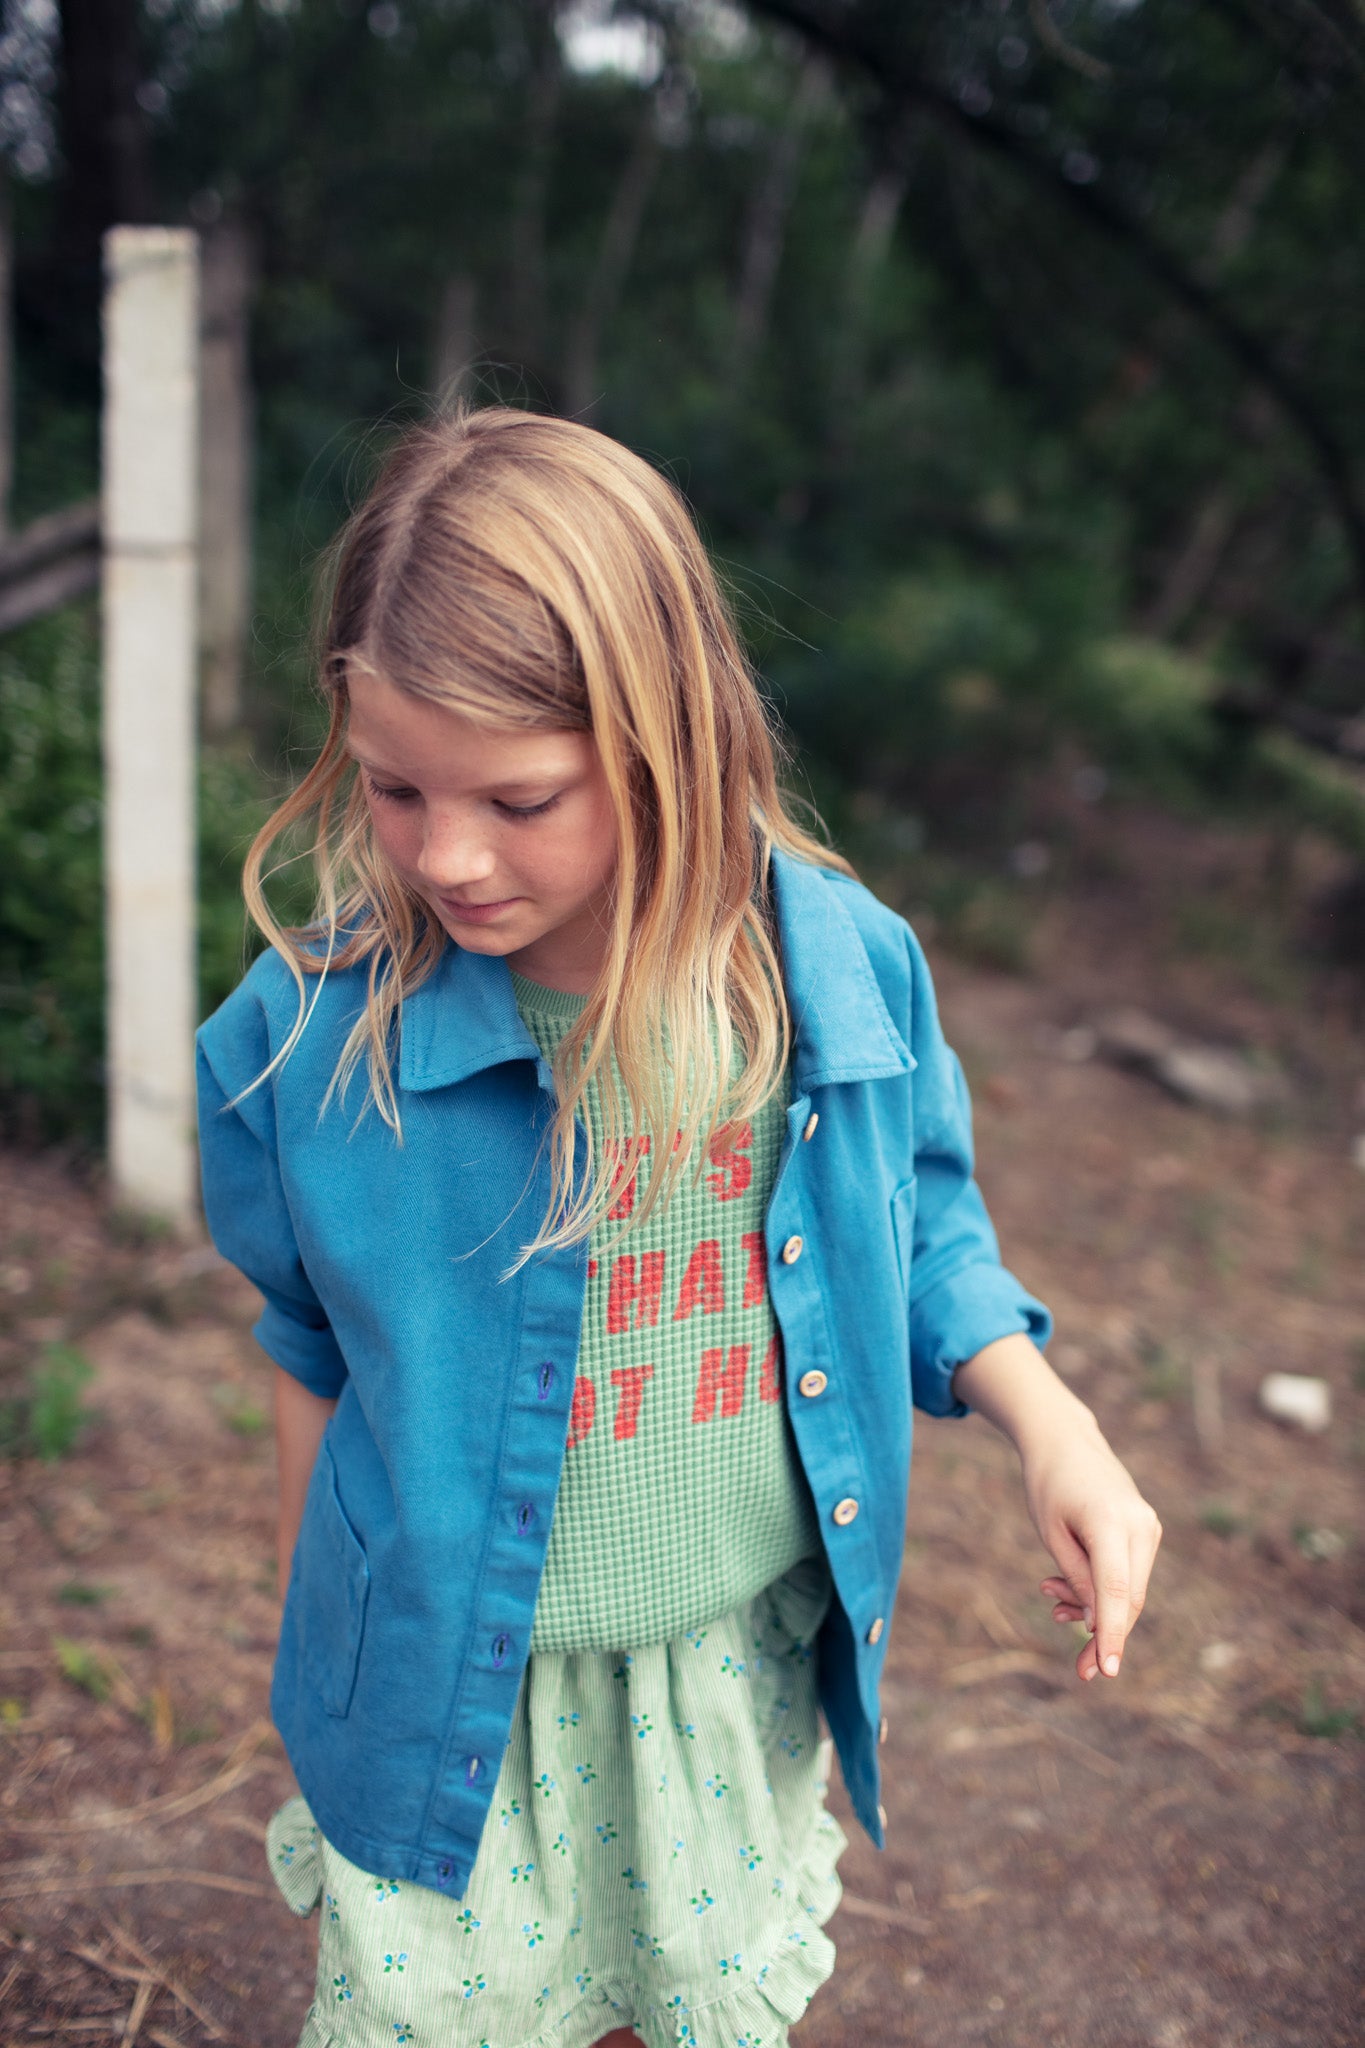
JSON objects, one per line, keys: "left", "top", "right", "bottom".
{"left": 1128, "top": 1509, "right": 1163, "bottom": 1619}
{"left": 1089, "top": 1533, "right": 1135, "bottom": 1678}
{"left": 1042, "top": 1529, "right": 1097, "bottom": 1635}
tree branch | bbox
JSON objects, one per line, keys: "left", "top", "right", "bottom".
{"left": 743, "top": 0, "right": 1365, "bottom": 608}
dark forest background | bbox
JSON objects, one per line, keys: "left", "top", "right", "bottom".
{"left": 3, "top": 0, "right": 1364, "bottom": 1144}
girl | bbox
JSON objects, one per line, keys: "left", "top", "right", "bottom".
{"left": 196, "top": 407, "right": 1160, "bottom": 2048}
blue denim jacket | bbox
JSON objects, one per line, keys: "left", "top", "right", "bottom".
{"left": 196, "top": 849, "right": 1049, "bottom": 1889}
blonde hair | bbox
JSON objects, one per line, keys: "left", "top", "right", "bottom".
{"left": 244, "top": 406, "right": 848, "bottom": 1258}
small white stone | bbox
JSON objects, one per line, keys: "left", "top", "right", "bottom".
{"left": 1258, "top": 1373, "right": 1331, "bottom": 1433}
{"left": 1199, "top": 1641, "right": 1237, "bottom": 1674}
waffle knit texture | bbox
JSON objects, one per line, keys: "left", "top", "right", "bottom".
{"left": 510, "top": 972, "right": 821, "bottom": 1653}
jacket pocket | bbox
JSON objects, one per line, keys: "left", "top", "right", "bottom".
{"left": 299, "top": 1440, "right": 371, "bottom": 1719}
{"left": 891, "top": 1177, "right": 918, "bottom": 1296}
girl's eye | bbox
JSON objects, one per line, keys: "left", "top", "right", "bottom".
{"left": 366, "top": 779, "right": 419, "bottom": 805}
{"left": 497, "top": 795, "right": 561, "bottom": 821}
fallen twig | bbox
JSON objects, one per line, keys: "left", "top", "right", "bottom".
{"left": 5, "top": 1720, "right": 273, "bottom": 1834}
{"left": 0, "top": 1865, "right": 273, "bottom": 1904}
{"left": 835, "top": 1890, "right": 933, "bottom": 1933}
{"left": 946, "top": 1650, "right": 1060, "bottom": 1687}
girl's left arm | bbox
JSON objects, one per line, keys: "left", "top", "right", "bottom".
{"left": 950, "top": 1332, "right": 1162, "bottom": 1684}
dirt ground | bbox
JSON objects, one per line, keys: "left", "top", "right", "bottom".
{"left": 1, "top": 800, "right": 1362, "bottom": 2047}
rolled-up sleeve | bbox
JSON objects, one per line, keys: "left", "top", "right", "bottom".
{"left": 196, "top": 992, "right": 349, "bottom": 1402}
{"left": 904, "top": 927, "right": 1051, "bottom": 1417}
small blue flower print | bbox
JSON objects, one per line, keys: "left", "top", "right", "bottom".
{"left": 771, "top": 1875, "right": 785, "bottom": 1896}
{"left": 383, "top": 1951, "right": 408, "bottom": 1973}
{"left": 737, "top": 1844, "right": 763, "bottom": 1870}
{"left": 757, "top": 1962, "right": 771, "bottom": 1985}
{"left": 657, "top": 1772, "right": 668, "bottom": 1793}
{"left": 736, "top": 2033, "right": 765, "bottom": 2046}
{"left": 510, "top": 1861, "right": 536, "bottom": 1883}
{"left": 631, "top": 1927, "right": 664, "bottom": 1959}
{"left": 672, "top": 1836, "right": 686, "bottom": 1859}
{"left": 456, "top": 1907, "right": 481, "bottom": 1933}
{"left": 575, "top": 1972, "right": 594, "bottom": 1994}
{"left": 392, "top": 2028, "right": 413, "bottom": 2045}
{"left": 534, "top": 1985, "right": 551, "bottom": 2010}
{"left": 664, "top": 1993, "right": 690, "bottom": 2020}
{"left": 373, "top": 1877, "right": 400, "bottom": 1901}
{"left": 622, "top": 1865, "right": 648, "bottom": 1890}
{"left": 276, "top": 1839, "right": 297, "bottom": 1867}
{"left": 552, "top": 1831, "right": 570, "bottom": 1856}
{"left": 575, "top": 1761, "right": 598, "bottom": 1784}
{"left": 718, "top": 1954, "right": 743, "bottom": 1976}
{"left": 691, "top": 1889, "right": 714, "bottom": 1915}
{"left": 333, "top": 1974, "right": 353, "bottom": 2002}
{"left": 523, "top": 1920, "right": 544, "bottom": 1947}
{"left": 673, "top": 1719, "right": 696, "bottom": 1741}
{"left": 499, "top": 1801, "right": 522, "bottom": 1828}
{"left": 461, "top": 1976, "right": 486, "bottom": 1999}
{"left": 630, "top": 1712, "right": 653, "bottom": 1739}
{"left": 595, "top": 1821, "right": 618, "bottom": 1845}
{"left": 720, "top": 1654, "right": 746, "bottom": 1679}
{"left": 534, "top": 1771, "right": 557, "bottom": 1797}
{"left": 704, "top": 1775, "right": 729, "bottom": 1799}
{"left": 612, "top": 1655, "right": 634, "bottom": 1687}
{"left": 779, "top": 1735, "right": 804, "bottom": 1759}
{"left": 557, "top": 1710, "right": 580, "bottom": 1729}
{"left": 685, "top": 1627, "right": 708, "bottom": 1650}
{"left": 324, "top": 1891, "right": 340, "bottom": 1923}
{"left": 772, "top": 1696, "right": 791, "bottom": 1719}
{"left": 786, "top": 1929, "right": 808, "bottom": 1948}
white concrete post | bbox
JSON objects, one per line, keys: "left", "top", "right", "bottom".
{"left": 101, "top": 227, "right": 200, "bottom": 1230}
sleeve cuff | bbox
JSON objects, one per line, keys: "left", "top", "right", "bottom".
{"left": 909, "top": 1263, "right": 1053, "bottom": 1418}
{"left": 254, "top": 1301, "right": 350, "bottom": 1401}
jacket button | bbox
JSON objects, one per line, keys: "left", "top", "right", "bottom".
{"left": 802, "top": 1113, "right": 819, "bottom": 1141}
{"left": 879, "top": 1716, "right": 889, "bottom": 1745}
{"left": 797, "top": 1369, "right": 827, "bottom": 1398}
{"left": 832, "top": 1496, "right": 859, "bottom": 1526}
{"left": 866, "top": 1616, "right": 884, "bottom": 1646}
{"left": 781, "top": 1235, "right": 804, "bottom": 1265}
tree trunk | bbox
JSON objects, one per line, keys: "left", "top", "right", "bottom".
{"left": 433, "top": 274, "right": 478, "bottom": 408}
{"left": 507, "top": 0, "right": 562, "bottom": 383}
{"left": 56, "top": 0, "right": 153, "bottom": 277}
{"left": 0, "top": 166, "right": 11, "bottom": 537}
{"left": 198, "top": 218, "right": 255, "bottom": 736}
{"left": 564, "top": 78, "right": 677, "bottom": 420}
{"left": 731, "top": 56, "right": 827, "bottom": 390}
{"left": 827, "top": 113, "right": 920, "bottom": 464}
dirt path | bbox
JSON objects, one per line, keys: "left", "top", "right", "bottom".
{"left": 1, "top": 823, "right": 1362, "bottom": 2046}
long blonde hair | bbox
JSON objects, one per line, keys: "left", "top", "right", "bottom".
{"left": 244, "top": 406, "right": 848, "bottom": 1257}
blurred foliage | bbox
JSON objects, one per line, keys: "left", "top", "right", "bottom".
{"left": 0, "top": 609, "right": 302, "bottom": 1146}
{"left": 2, "top": 0, "right": 1364, "bottom": 1141}
{"left": 0, "top": 1341, "right": 93, "bottom": 1462}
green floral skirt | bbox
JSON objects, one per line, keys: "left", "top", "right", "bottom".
{"left": 267, "top": 1555, "right": 844, "bottom": 2048}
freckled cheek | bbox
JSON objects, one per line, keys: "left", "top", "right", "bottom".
{"left": 365, "top": 801, "right": 422, "bottom": 880}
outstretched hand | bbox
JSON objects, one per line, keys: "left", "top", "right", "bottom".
{"left": 1022, "top": 1429, "right": 1162, "bottom": 1682}
{"left": 950, "top": 1332, "right": 1162, "bottom": 1683}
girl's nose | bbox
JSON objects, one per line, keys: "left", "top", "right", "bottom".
{"left": 416, "top": 811, "right": 498, "bottom": 892}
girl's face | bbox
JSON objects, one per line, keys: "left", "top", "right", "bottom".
{"left": 346, "top": 669, "right": 619, "bottom": 993}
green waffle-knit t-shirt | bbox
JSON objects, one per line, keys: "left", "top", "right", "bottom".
{"left": 512, "top": 972, "right": 821, "bottom": 1652}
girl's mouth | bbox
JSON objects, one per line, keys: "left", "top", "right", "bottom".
{"left": 440, "top": 896, "right": 519, "bottom": 925}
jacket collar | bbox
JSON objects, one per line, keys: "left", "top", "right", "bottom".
{"left": 397, "top": 845, "right": 911, "bottom": 1095}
